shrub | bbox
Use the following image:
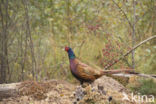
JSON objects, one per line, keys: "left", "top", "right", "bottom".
{"left": 127, "top": 78, "right": 156, "bottom": 96}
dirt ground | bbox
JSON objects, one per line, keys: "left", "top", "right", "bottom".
{"left": 0, "top": 76, "right": 141, "bottom": 104}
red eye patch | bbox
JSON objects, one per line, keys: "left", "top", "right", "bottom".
{"left": 65, "top": 47, "right": 69, "bottom": 51}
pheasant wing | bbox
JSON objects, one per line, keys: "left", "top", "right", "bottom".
{"left": 76, "top": 60, "right": 102, "bottom": 81}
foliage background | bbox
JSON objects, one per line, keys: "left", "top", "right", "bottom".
{"left": 0, "top": 0, "right": 155, "bottom": 83}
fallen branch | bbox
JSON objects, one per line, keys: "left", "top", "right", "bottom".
{"left": 112, "top": 73, "right": 156, "bottom": 79}
{"left": 0, "top": 82, "right": 20, "bottom": 100}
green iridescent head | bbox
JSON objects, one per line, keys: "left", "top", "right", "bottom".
{"left": 65, "top": 46, "right": 76, "bottom": 59}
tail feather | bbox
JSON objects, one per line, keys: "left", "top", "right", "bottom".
{"left": 101, "top": 69, "right": 136, "bottom": 75}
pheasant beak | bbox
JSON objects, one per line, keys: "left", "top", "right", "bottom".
{"left": 65, "top": 47, "right": 69, "bottom": 52}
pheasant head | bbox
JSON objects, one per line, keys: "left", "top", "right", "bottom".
{"left": 65, "top": 46, "right": 76, "bottom": 59}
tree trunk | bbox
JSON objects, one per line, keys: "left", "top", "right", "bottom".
{"left": 0, "top": 0, "right": 9, "bottom": 84}
{"left": 22, "top": 0, "right": 37, "bottom": 80}
{"left": 132, "top": 0, "right": 136, "bottom": 69}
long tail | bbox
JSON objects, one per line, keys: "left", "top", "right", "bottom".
{"left": 101, "top": 69, "right": 138, "bottom": 75}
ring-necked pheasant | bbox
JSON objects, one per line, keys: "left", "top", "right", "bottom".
{"left": 65, "top": 46, "right": 132, "bottom": 85}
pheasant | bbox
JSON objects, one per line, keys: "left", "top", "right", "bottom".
{"left": 65, "top": 46, "right": 132, "bottom": 85}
